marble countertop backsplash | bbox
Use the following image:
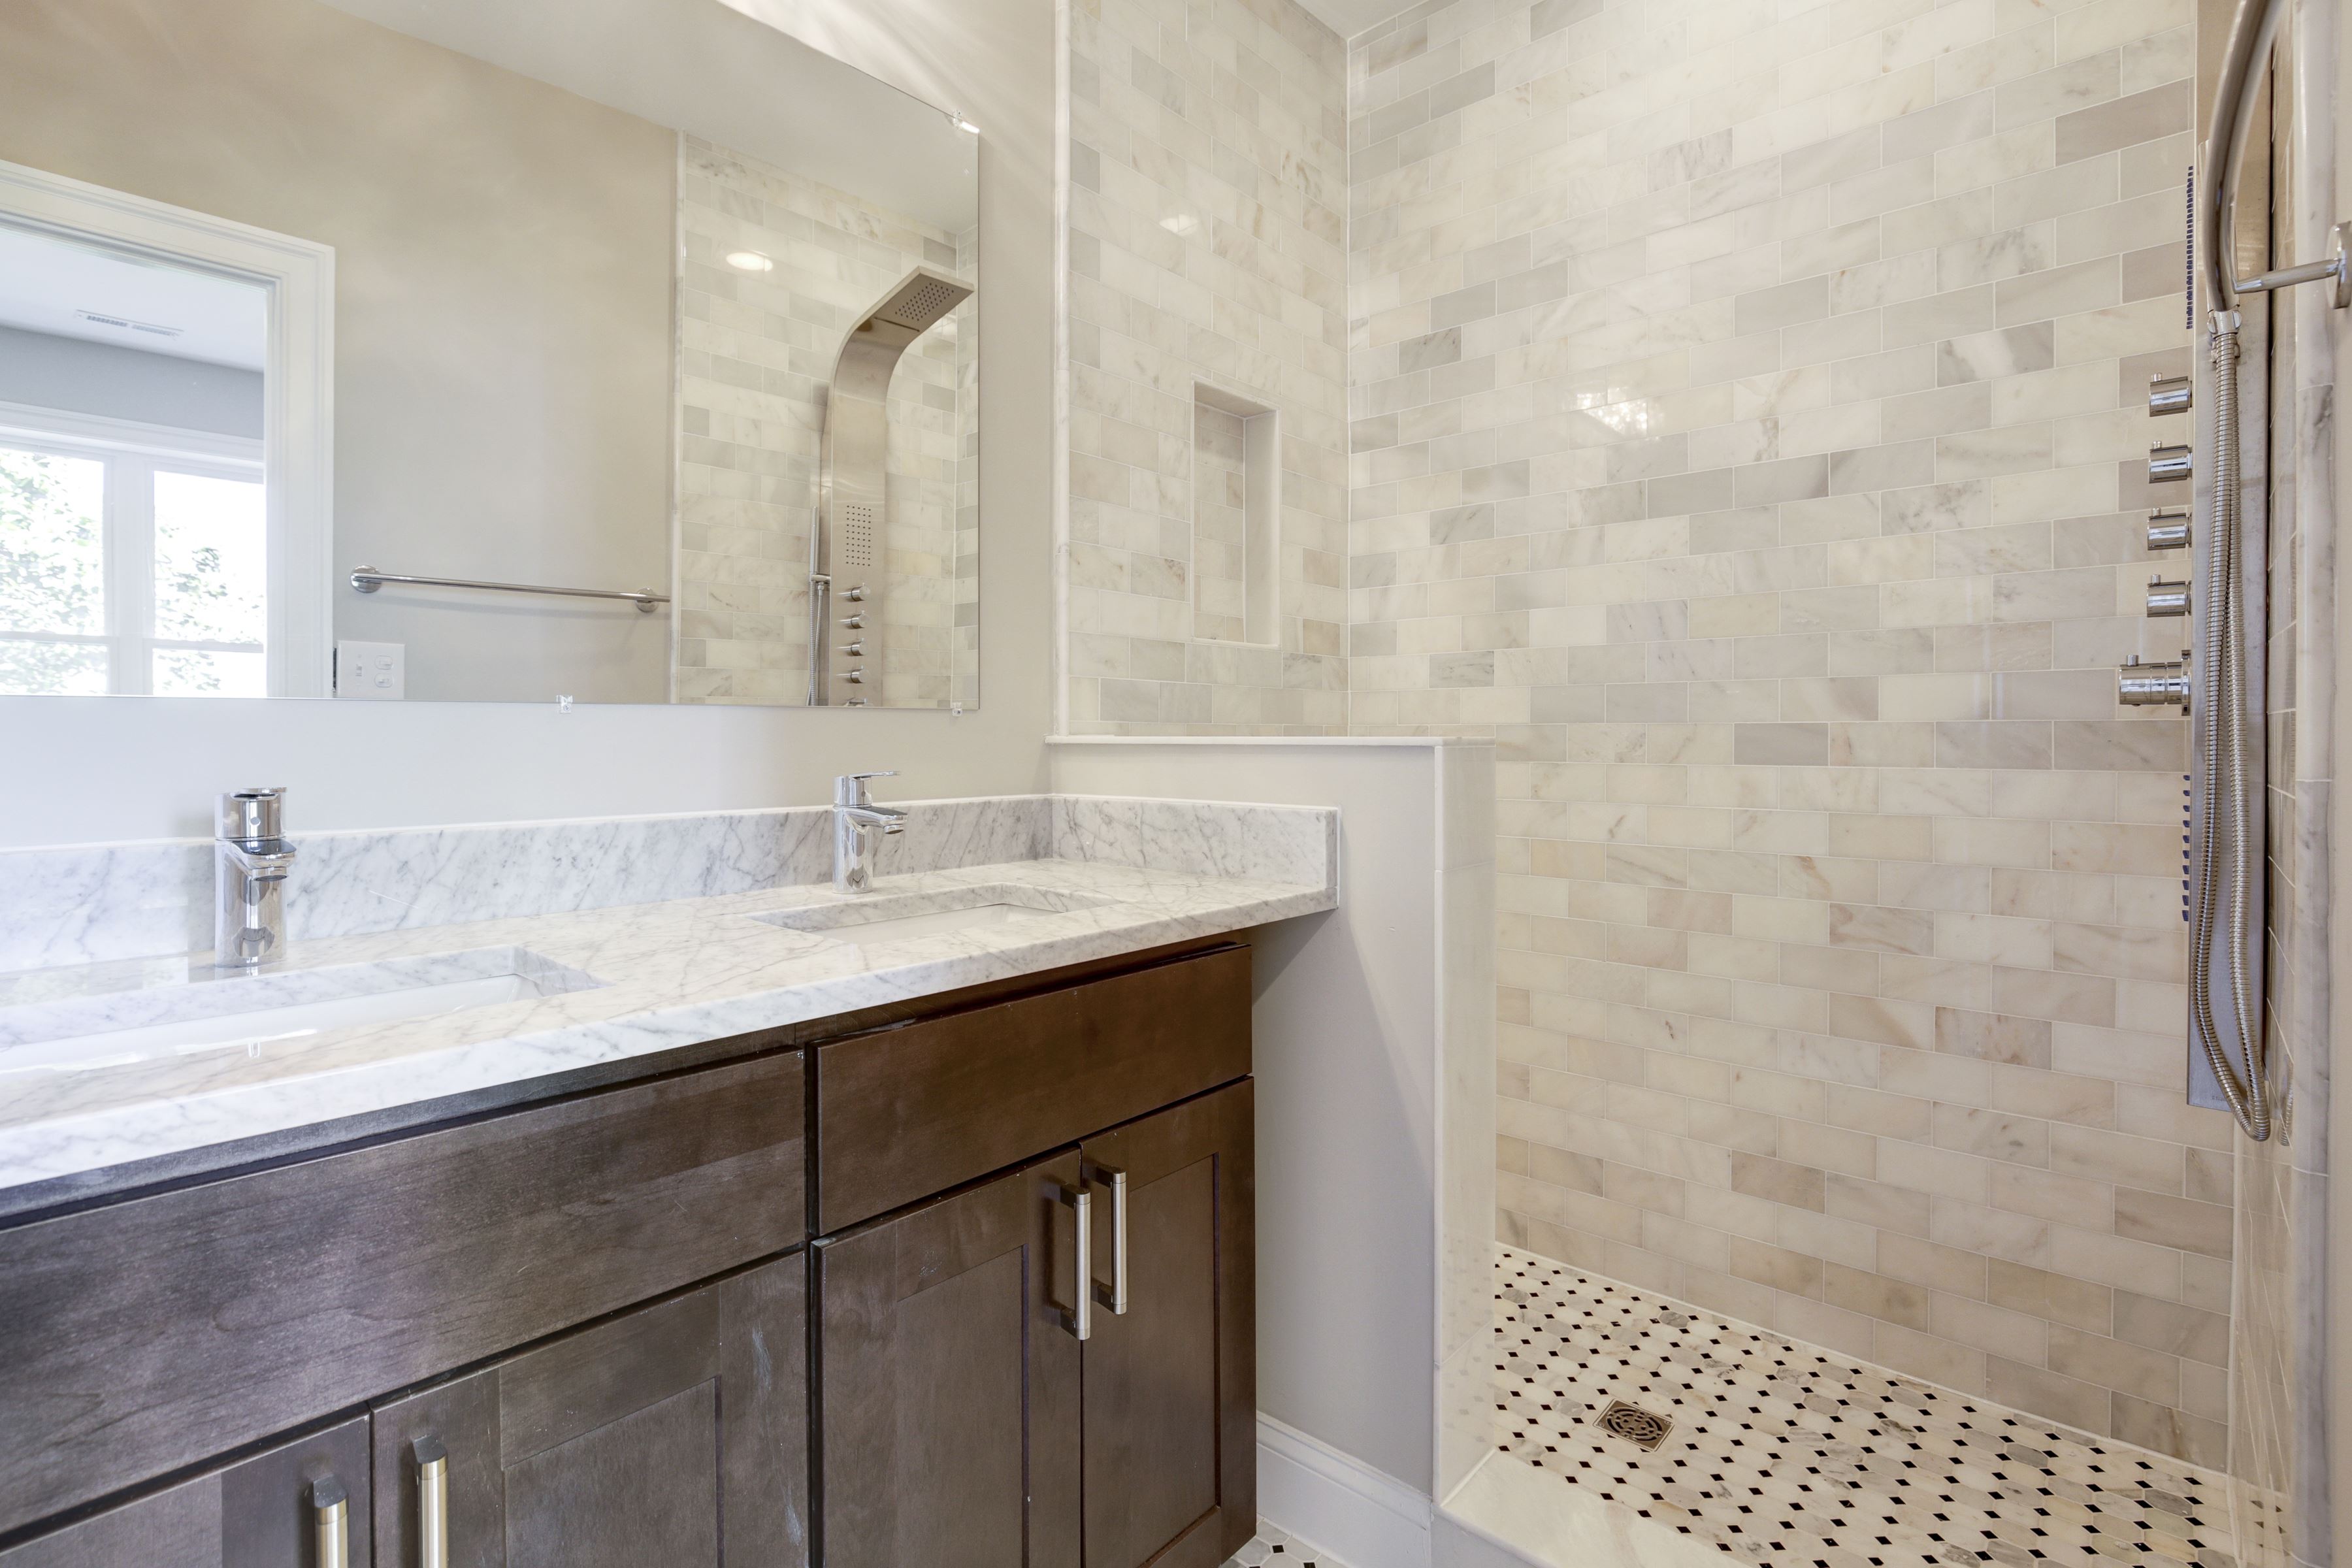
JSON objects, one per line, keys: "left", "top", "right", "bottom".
{"left": 0, "top": 794, "right": 1337, "bottom": 1200}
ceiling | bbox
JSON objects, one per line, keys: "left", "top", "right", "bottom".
{"left": 1294, "top": 0, "right": 1407, "bottom": 41}
{"left": 318, "top": 0, "right": 979, "bottom": 233}
{"left": 0, "top": 223, "right": 267, "bottom": 370}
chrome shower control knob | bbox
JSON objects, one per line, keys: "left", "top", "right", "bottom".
{"left": 841, "top": 614, "right": 865, "bottom": 629}
{"left": 842, "top": 586, "right": 868, "bottom": 602}
{"left": 2147, "top": 510, "right": 2191, "bottom": 551}
{"left": 843, "top": 668, "right": 865, "bottom": 683}
{"left": 2117, "top": 653, "right": 2191, "bottom": 710}
{"left": 2149, "top": 374, "right": 2193, "bottom": 416}
{"left": 2146, "top": 577, "right": 2190, "bottom": 617}
{"left": 842, "top": 641, "right": 866, "bottom": 656}
{"left": 2148, "top": 444, "right": 2193, "bottom": 483}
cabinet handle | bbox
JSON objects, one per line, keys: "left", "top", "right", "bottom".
{"left": 415, "top": 1437, "right": 449, "bottom": 1568}
{"left": 1090, "top": 1162, "right": 1129, "bottom": 1315}
{"left": 311, "top": 1476, "right": 349, "bottom": 1568}
{"left": 1058, "top": 1183, "right": 1090, "bottom": 1341}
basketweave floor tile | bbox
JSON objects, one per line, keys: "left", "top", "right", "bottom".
{"left": 1480, "top": 1246, "right": 2240, "bottom": 1568}
{"left": 1225, "top": 1524, "right": 1352, "bottom": 1567}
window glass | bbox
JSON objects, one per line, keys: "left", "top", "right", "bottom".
{"left": 152, "top": 469, "right": 266, "bottom": 645}
{"left": 0, "top": 444, "right": 106, "bottom": 638}
{"left": 0, "top": 640, "right": 107, "bottom": 695}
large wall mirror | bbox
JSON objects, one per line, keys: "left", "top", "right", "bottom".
{"left": 0, "top": 0, "right": 980, "bottom": 708}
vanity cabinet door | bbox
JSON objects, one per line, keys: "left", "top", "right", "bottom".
{"left": 0, "top": 1416, "right": 372, "bottom": 1568}
{"left": 1079, "top": 1081, "right": 1256, "bottom": 1568}
{"left": 370, "top": 1254, "right": 807, "bottom": 1568}
{"left": 813, "top": 1151, "right": 1085, "bottom": 1568}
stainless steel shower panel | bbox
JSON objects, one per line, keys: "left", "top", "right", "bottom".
{"left": 808, "top": 264, "right": 975, "bottom": 706}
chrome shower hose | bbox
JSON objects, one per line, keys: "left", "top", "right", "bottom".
{"left": 2187, "top": 0, "right": 2283, "bottom": 1140}
{"left": 2191, "top": 316, "right": 2267, "bottom": 1139}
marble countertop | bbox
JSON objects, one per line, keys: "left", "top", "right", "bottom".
{"left": 0, "top": 853, "right": 1333, "bottom": 1201}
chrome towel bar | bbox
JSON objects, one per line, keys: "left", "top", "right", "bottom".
{"left": 349, "top": 565, "right": 667, "bottom": 612}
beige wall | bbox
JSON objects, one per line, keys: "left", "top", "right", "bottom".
{"left": 0, "top": 0, "right": 679, "bottom": 702}
{"left": 1349, "top": 0, "right": 2232, "bottom": 1465}
{"left": 0, "top": 0, "right": 1059, "bottom": 843}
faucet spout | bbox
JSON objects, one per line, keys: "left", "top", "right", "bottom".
{"left": 832, "top": 772, "right": 906, "bottom": 892}
{"left": 214, "top": 788, "right": 295, "bottom": 973}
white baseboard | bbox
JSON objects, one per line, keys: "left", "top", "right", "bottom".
{"left": 1257, "top": 1413, "right": 1432, "bottom": 1568}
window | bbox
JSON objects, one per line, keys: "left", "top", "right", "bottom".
{"left": 0, "top": 416, "right": 266, "bottom": 696}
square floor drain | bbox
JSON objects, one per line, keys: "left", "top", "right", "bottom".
{"left": 1596, "top": 1399, "right": 1673, "bottom": 1451}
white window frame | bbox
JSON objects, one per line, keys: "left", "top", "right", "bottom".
{"left": 0, "top": 158, "right": 334, "bottom": 696}
{"left": 0, "top": 404, "right": 266, "bottom": 694}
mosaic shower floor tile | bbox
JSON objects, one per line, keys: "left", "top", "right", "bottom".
{"left": 1226, "top": 1524, "right": 1350, "bottom": 1567}
{"left": 1484, "top": 1247, "right": 2238, "bottom": 1568}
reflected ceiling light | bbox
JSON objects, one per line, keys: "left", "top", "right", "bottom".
{"left": 1160, "top": 214, "right": 1199, "bottom": 237}
{"left": 948, "top": 110, "right": 981, "bottom": 135}
{"left": 726, "top": 251, "right": 776, "bottom": 272}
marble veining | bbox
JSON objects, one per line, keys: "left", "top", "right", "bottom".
{"left": 0, "top": 794, "right": 1301, "bottom": 974}
{"left": 1051, "top": 794, "right": 1337, "bottom": 889}
{"left": 0, "top": 796, "right": 1337, "bottom": 1194}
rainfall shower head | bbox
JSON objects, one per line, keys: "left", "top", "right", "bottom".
{"left": 861, "top": 266, "right": 973, "bottom": 336}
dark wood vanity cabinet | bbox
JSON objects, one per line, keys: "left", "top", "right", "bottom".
{"left": 0, "top": 1419, "right": 374, "bottom": 1568}
{"left": 1079, "top": 1080, "right": 1256, "bottom": 1568}
{"left": 371, "top": 1255, "right": 807, "bottom": 1568}
{"left": 812, "top": 1078, "right": 1256, "bottom": 1568}
{"left": 0, "top": 942, "right": 1255, "bottom": 1568}
{"left": 815, "top": 1151, "right": 1086, "bottom": 1568}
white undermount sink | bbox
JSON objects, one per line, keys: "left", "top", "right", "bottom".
{"left": 0, "top": 949, "right": 602, "bottom": 1073}
{"left": 752, "top": 884, "right": 1117, "bottom": 948}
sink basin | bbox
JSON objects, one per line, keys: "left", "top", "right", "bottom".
{"left": 752, "top": 884, "right": 1116, "bottom": 948}
{"left": 0, "top": 948, "right": 602, "bottom": 1073}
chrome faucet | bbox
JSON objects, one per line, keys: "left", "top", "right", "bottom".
{"left": 215, "top": 787, "right": 296, "bottom": 972}
{"left": 832, "top": 772, "right": 906, "bottom": 893}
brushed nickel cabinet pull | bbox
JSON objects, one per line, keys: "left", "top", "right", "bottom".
{"left": 1058, "top": 1183, "right": 1091, "bottom": 1341}
{"left": 310, "top": 1476, "right": 348, "bottom": 1568}
{"left": 415, "top": 1437, "right": 449, "bottom": 1568}
{"left": 1090, "top": 1162, "right": 1130, "bottom": 1315}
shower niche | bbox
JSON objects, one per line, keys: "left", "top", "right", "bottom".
{"left": 1190, "top": 384, "right": 1279, "bottom": 647}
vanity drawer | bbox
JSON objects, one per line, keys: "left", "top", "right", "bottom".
{"left": 814, "top": 943, "right": 1250, "bottom": 1232}
{"left": 0, "top": 1050, "right": 804, "bottom": 1538}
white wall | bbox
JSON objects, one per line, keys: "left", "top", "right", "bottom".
{"left": 0, "top": 0, "right": 1058, "bottom": 848}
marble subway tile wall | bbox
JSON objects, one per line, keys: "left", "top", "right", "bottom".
{"left": 1347, "top": 0, "right": 2235, "bottom": 1462}
{"left": 1064, "top": 0, "right": 1352, "bottom": 731}
{"left": 676, "top": 137, "right": 971, "bottom": 706}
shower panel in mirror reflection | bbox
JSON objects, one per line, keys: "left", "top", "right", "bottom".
{"left": 0, "top": 0, "right": 981, "bottom": 708}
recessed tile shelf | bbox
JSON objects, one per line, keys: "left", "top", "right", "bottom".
{"left": 1193, "top": 382, "right": 1278, "bottom": 647}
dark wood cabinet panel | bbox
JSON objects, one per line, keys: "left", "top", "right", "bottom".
{"left": 0, "top": 1053, "right": 804, "bottom": 1538}
{"left": 815, "top": 1152, "right": 1085, "bottom": 1568}
{"left": 815, "top": 945, "right": 1250, "bottom": 1232}
{"left": 371, "top": 1253, "right": 807, "bottom": 1568}
{"left": 1081, "top": 1081, "right": 1257, "bottom": 1568}
{"left": 0, "top": 1416, "right": 371, "bottom": 1568}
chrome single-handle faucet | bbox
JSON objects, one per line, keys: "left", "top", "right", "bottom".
{"left": 215, "top": 787, "right": 297, "bottom": 972}
{"left": 832, "top": 772, "right": 907, "bottom": 893}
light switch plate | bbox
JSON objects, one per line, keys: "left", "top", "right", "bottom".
{"left": 335, "top": 640, "right": 405, "bottom": 700}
